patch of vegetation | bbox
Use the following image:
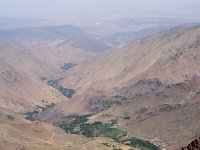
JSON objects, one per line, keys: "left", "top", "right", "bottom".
{"left": 80, "top": 122, "right": 127, "bottom": 141}
{"left": 45, "top": 103, "right": 56, "bottom": 110}
{"left": 47, "top": 79, "right": 59, "bottom": 87}
{"left": 123, "top": 116, "right": 131, "bottom": 120}
{"left": 6, "top": 115, "right": 15, "bottom": 121}
{"left": 47, "top": 79, "right": 76, "bottom": 98}
{"left": 112, "top": 95, "right": 127, "bottom": 101}
{"left": 60, "top": 63, "right": 77, "bottom": 70}
{"left": 123, "top": 137, "right": 159, "bottom": 150}
{"left": 57, "top": 115, "right": 156, "bottom": 149}
{"left": 80, "top": 121, "right": 110, "bottom": 137}
{"left": 56, "top": 115, "right": 90, "bottom": 134}
{"left": 24, "top": 103, "right": 56, "bottom": 121}
{"left": 166, "top": 82, "right": 184, "bottom": 88}
{"left": 59, "top": 87, "right": 76, "bottom": 98}
{"left": 101, "top": 97, "right": 124, "bottom": 110}
{"left": 104, "top": 128, "right": 127, "bottom": 141}
{"left": 57, "top": 115, "right": 126, "bottom": 141}
{"left": 25, "top": 111, "right": 39, "bottom": 121}
{"left": 102, "top": 100, "right": 113, "bottom": 109}
{"left": 110, "top": 119, "right": 118, "bottom": 126}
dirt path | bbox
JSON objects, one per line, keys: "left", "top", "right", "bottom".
{"left": 51, "top": 132, "right": 55, "bottom": 142}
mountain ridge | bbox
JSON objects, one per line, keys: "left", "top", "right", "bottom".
{"left": 35, "top": 25, "right": 200, "bottom": 149}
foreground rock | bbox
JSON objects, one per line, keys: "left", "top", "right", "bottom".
{"left": 182, "top": 137, "right": 200, "bottom": 150}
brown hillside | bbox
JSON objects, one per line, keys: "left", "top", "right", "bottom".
{"left": 43, "top": 25, "right": 200, "bottom": 115}
{"left": 0, "top": 42, "right": 91, "bottom": 78}
{"left": 0, "top": 107, "right": 128, "bottom": 150}
{"left": 0, "top": 59, "right": 68, "bottom": 112}
{"left": 37, "top": 25, "right": 200, "bottom": 150}
{"left": 57, "top": 35, "right": 112, "bottom": 53}
{"left": 60, "top": 25, "right": 200, "bottom": 91}
{"left": 86, "top": 78, "right": 200, "bottom": 149}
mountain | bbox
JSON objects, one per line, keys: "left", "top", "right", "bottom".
{"left": 0, "top": 107, "right": 130, "bottom": 150}
{"left": 57, "top": 35, "right": 112, "bottom": 53}
{"left": 1, "top": 21, "right": 200, "bottom": 149}
{"left": 59, "top": 25, "right": 200, "bottom": 91}
{"left": 0, "top": 24, "right": 115, "bottom": 78}
{"left": 0, "top": 42, "right": 91, "bottom": 78}
{"left": 0, "top": 25, "right": 85, "bottom": 42}
{"left": 86, "top": 78, "right": 200, "bottom": 149}
{"left": 83, "top": 16, "right": 200, "bottom": 48}
{"left": 0, "top": 23, "right": 140, "bottom": 150}
{"left": 0, "top": 59, "right": 68, "bottom": 112}
{"left": 0, "top": 24, "right": 116, "bottom": 112}
{"left": 0, "top": 25, "right": 112, "bottom": 54}
{"left": 101, "top": 26, "right": 170, "bottom": 47}
{"left": 36, "top": 25, "right": 200, "bottom": 149}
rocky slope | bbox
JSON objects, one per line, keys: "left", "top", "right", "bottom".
{"left": 0, "top": 59, "right": 68, "bottom": 112}
{"left": 0, "top": 25, "right": 103, "bottom": 112}
{"left": 40, "top": 25, "right": 200, "bottom": 115}
{"left": 182, "top": 137, "right": 200, "bottom": 150}
{"left": 36, "top": 25, "right": 200, "bottom": 149}
{"left": 87, "top": 78, "right": 200, "bottom": 149}
{"left": 60, "top": 25, "right": 200, "bottom": 91}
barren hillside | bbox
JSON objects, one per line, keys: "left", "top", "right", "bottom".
{"left": 0, "top": 59, "right": 68, "bottom": 112}
{"left": 60, "top": 25, "right": 200, "bottom": 91}
{"left": 44, "top": 25, "right": 200, "bottom": 115}
{"left": 36, "top": 25, "right": 200, "bottom": 149}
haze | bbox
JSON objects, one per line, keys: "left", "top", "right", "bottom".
{"left": 1, "top": 0, "right": 200, "bottom": 20}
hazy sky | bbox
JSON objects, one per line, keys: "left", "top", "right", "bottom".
{"left": 0, "top": 0, "right": 200, "bottom": 19}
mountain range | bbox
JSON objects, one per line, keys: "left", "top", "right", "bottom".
{"left": 37, "top": 25, "right": 200, "bottom": 149}
{"left": 0, "top": 21, "right": 200, "bottom": 150}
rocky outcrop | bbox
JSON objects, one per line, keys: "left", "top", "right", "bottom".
{"left": 182, "top": 137, "right": 200, "bottom": 150}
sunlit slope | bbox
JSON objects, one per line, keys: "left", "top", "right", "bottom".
{"left": 0, "top": 42, "right": 91, "bottom": 78}
{"left": 0, "top": 59, "right": 68, "bottom": 112}
{"left": 88, "top": 78, "right": 200, "bottom": 149}
{"left": 40, "top": 25, "right": 200, "bottom": 124}
{"left": 0, "top": 25, "right": 112, "bottom": 78}
{"left": 60, "top": 25, "right": 200, "bottom": 92}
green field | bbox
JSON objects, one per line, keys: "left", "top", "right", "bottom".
{"left": 57, "top": 115, "right": 158, "bottom": 150}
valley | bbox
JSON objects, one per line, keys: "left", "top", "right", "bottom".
{"left": 35, "top": 25, "right": 200, "bottom": 149}
{"left": 0, "top": 107, "right": 134, "bottom": 150}
{"left": 0, "top": 16, "right": 200, "bottom": 150}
